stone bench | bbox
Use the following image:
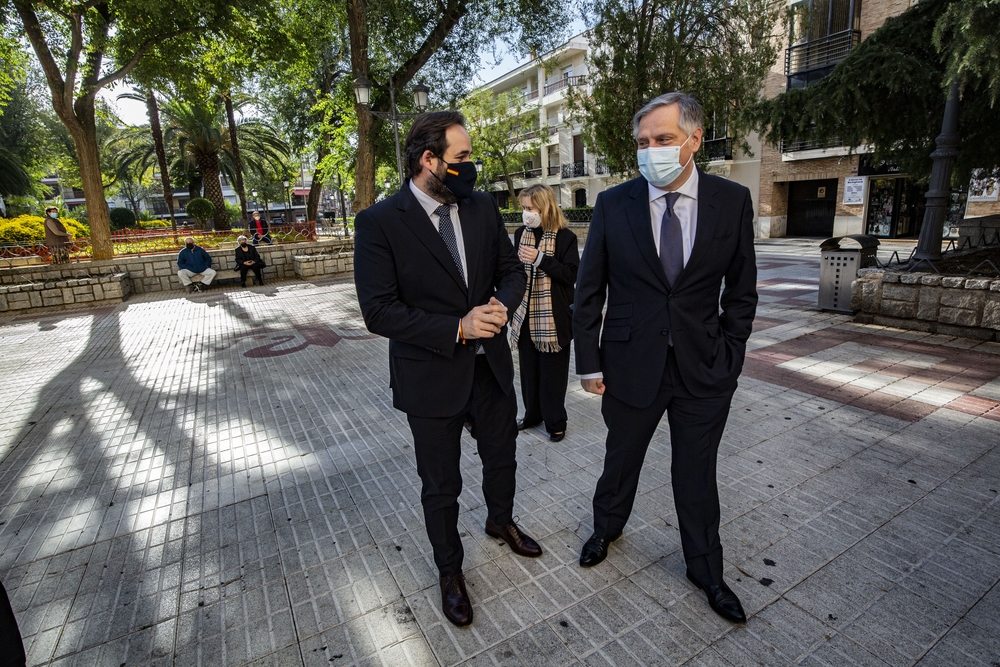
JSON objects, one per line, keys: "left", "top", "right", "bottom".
{"left": 293, "top": 252, "right": 354, "bottom": 279}
{"left": 0, "top": 272, "right": 131, "bottom": 313}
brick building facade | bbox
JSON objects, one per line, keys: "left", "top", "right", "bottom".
{"left": 756, "top": 0, "right": 1000, "bottom": 239}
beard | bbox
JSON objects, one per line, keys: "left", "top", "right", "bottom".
{"left": 427, "top": 162, "right": 459, "bottom": 205}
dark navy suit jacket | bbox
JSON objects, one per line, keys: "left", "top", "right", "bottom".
{"left": 572, "top": 171, "right": 758, "bottom": 407}
{"left": 354, "top": 181, "right": 526, "bottom": 418}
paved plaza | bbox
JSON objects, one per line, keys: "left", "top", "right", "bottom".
{"left": 1, "top": 239, "right": 999, "bottom": 666}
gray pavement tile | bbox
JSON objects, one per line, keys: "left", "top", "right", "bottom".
{"left": 3, "top": 247, "right": 1000, "bottom": 666}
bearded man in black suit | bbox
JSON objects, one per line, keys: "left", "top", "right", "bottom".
{"left": 354, "top": 111, "right": 543, "bottom": 628}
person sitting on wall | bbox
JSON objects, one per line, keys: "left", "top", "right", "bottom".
{"left": 250, "top": 211, "right": 272, "bottom": 245}
{"left": 176, "top": 236, "right": 217, "bottom": 293}
{"left": 235, "top": 235, "right": 266, "bottom": 286}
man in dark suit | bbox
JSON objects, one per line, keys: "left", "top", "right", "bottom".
{"left": 572, "top": 93, "right": 758, "bottom": 623}
{"left": 354, "top": 111, "right": 543, "bottom": 628}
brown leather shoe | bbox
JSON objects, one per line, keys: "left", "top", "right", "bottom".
{"left": 485, "top": 519, "right": 543, "bottom": 557}
{"left": 439, "top": 573, "right": 473, "bottom": 626}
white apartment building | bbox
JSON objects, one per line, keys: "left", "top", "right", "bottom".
{"left": 473, "top": 32, "right": 761, "bottom": 219}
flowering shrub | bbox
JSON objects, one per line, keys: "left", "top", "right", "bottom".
{"left": 0, "top": 215, "right": 89, "bottom": 245}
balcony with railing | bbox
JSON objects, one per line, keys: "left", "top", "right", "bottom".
{"left": 548, "top": 165, "right": 561, "bottom": 176}
{"left": 561, "top": 161, "right": 588, "bottom": 178}
{"left": 703, "top": 137, "right": 733, "bottom": 162}
{"left": 544, "top": 75, "right": 587, "bottom": 96}
{"left": 779, "top": 136, "right": 844, "bottom": 153}
{"left": 594, "top": 161, "right": 610, "bottom": 175}
{"left": 785, "top": 29, "right": 861, "bottom": 89}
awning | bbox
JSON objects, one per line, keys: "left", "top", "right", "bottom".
{"left": 293, "top": 188, "right": 310, "bottom": 196}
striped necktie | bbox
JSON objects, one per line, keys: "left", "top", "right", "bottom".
{"left": 435, "top": 204, "right": 465, "bottom": 285}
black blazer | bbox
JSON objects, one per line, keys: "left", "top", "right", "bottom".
{"left": 512, "top": 225, "right": 579, "bottom": 348}
{"left": 235, "top": 244, "right": 264, "bottom": 267}
{"left": 573, "top": 171, "right": 758, "bottom": 407}
{"left": 354, "top": 181, "right": 527, "bottom": 418}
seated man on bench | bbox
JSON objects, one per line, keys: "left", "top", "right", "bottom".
{"left": 177, "top": 236, "right": 217, "bottom": 293}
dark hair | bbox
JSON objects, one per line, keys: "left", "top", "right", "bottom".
{"left": 404, "top": 110, "right": 465, "bottom": 179}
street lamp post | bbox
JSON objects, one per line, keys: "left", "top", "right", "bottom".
{"left": 353, "top": 75, "right": 431, "bottom": 184}
{"left": 475, "top": 159, "right": 484, "bottom": 189}
{"left": 282, "top": 178, "right": 291, "bottom": 223}
{"left": 251, "top": 189, "right": 258, "bottom": 219}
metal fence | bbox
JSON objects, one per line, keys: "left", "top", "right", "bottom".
{"left": 0, "top": 221, "right": 319, "bottom": 267}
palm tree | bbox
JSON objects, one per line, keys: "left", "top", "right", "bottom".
{"left": 108, "top": 93, "right": 289, "bottom": 230}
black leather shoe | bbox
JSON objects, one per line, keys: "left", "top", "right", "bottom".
{"left": 686, "top": 571, "right": 747, "bottom": 623}
{"left": 439, "top": 573, "right": 473, "bottom": 627}
{"left": 517, "top": 419, "right": 540, "bottom": 431}
{"left": 485, "top": 519, "right": 542, "bottom": 557}
{"left": 549, "top": 431, "right": 566, "bottom": 442}
{"left": 579, "top": 532, "right": 621, "bottom": 567}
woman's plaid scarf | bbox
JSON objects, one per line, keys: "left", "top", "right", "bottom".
{"left": 510, "top": 229, "right": 562, "bottom": 353}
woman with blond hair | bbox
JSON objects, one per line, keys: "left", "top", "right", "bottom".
{"left": 510, "top": 184, "right": 579, "bottom": 442}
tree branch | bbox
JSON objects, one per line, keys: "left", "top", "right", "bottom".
{"left": 392, "top": 0, "right": 471, "bottom": 88}
{"left": 92, "top": 24, "right": 204, "bottom": 93}
{"left": 11, "top": 2, "right": 72, "bottom": 114}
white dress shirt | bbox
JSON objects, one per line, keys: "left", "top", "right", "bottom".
{"left": 409, "top": 180, "right": 484, "bottom": 352}
{"left": 409, "top": 180, "right": 469, "bottom": 282}
{"left": 580, "top": 168, "right": 700, "bottom": 381}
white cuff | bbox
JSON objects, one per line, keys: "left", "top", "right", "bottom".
{"left": 532, "top": 252, "right": 545, "bottom": 267}
{"left": 579, "top": 373, "right": 603, "bottom": 380}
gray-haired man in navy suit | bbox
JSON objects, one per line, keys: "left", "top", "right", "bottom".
{"left": 572, "top": 92, "right": 758, "bottom": 623}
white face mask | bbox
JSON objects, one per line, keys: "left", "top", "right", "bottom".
{"left": 49, "top": 212, "right": 59, "bottom": 218}
{"left": 522, "top": 210, "right": 542, "bottom": 228}
{"left": 637, "top": 134, "right": 693, "bottom": 187}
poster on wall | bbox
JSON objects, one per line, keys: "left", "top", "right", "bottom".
{"left": 844, "top": 176, "right": 865, "bottom": 205}
{"left": 968, "top": 168, "right": 999, "bottom": 202}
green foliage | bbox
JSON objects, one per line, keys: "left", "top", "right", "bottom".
{"left": 186, "top": 198, "right": 215, "bottom": 224}
{"left": 0, "top": 215, "right": 88, "bottom": 245}
{"left": 935, "top": 0, "right": 1000, "bottom": 106}
{"left": 462, "top": 89, "right": 541, "bottom": 208}
{"left": 109, "top": 207, "right": 137, "bottom": 230}
{"left": 225, "top": 202, "right": 244, "bottom": 223}
{"left": 745, "top": 0, "right": 999, "bottom": 184}
{"left": 567, "top": 0, "right": 782, "bottom": 175}
{"left": 138, "top": 217, "right": 172, "bottom": 228}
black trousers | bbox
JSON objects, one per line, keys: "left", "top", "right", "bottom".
{"left": 594, "top": 348, "right": 734, "bottom": 587}
{"left": 517, "top": 319, "right": 570, "bottom": 433}
{"left": 239, "top": 262, "right": 264, "bottom": 284}
{"left": 406, "top": 355, "right": 518, "bottom": 576}
{"left": 0, "top": 581, "right": 26, "bottom": 667}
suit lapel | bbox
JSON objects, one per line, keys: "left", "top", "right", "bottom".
{"left": 458, "top": 197, "right": 480, "bottom": 298}
{"left": 397, "top": 184, "right": 468, "bottom": 295}
{"left": 625, "top": 178, "right": 671, "bottom": 292}
{"left": 675, "top": 170, "right": 719, "bottom": 288}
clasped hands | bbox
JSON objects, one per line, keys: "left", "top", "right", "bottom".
{"left": 461, "top": 297, "right": 508, "bottom": 339}
{"left": 517, "top": 246, "right": 539, "bottom": 264}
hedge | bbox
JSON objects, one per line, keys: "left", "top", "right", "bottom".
{"left": 0, "top": 215, "right": 90, "bottom": 245}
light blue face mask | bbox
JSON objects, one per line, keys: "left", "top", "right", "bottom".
{"left": 637, "top": 134, "right": 693, "bottom": 187}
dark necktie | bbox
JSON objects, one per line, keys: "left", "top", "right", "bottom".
{"left": 659, "top": 192, "right": 683, "bottom": 287}
{"left": 435, "top": 204, "right": 466, "bottom": 285}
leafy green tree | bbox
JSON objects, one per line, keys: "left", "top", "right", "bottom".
{"left": 109, "top": 95, "right": 290, "bottom": 230}
{"left": 567, "top": 0, "right": 781, "bottom": 175}
{"left": 109, "top": 207, "right": 136, "bottom": 230}
{"left": 461, "top": 89, "right": 541, "bottom": 207}
{"left": 344, "top": 0, "right": 569, "bottom": 211}
{"left": 745, "top": 0, "right": 999, "bottom": 184}
{"left": 6, "top": 0, "right": 236, "bottom": 259}
{"left": 935, "top": 0, "right": 1000, "bottom": 105}
{"left": 185, "top": 198, "right": 214, "bottom": 229}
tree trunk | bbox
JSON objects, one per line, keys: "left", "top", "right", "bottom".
{"left": 188, "top": 170, "right": 203, "bottom": 200}
{"left": 348, "top": 0, "right": 376, "bottom": 212}
{"left": 307, "top": 144, "right": 328, "bottom": 221}
{"left": 198, "top": 154, "right": 228, "bottom": 231}
{"left": 505, "top": 174, "right": 517, "bottom": 210}
{"left": 69, "top": 106, "right": 113, "bottom": 259}
{"left": 224, "top": 92, "right": 248, "bottom": 226}
{"left": 144, "top": 89, "right": 177, "bottom": 238}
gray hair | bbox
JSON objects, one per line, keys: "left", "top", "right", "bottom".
{"left": 237, "top": 235, "right": 248, "bottom": 243}
{"left": 632, "top": 92, "right": 704, "bottom": 139}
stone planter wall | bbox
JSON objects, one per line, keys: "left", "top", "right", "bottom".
{"left": 293, "top": 252, "right": 354, "bottom": 279}
{"left": 0, "top": 239, "right": 356, "bottom": 316}
{"left": 0, "top": 272, "right": 131, "bottom": 313}
{"left": 958, "top": 214, "right": 1000, "bottom": 247}
{"left": 852, "top": 270, "right": 1000, "bottom": 340}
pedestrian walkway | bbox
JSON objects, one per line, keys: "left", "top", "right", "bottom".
{"left": 0, "top": 239, "right": 997, "bottom": 666}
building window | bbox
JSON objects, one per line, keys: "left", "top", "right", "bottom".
{"left": 574, "top": 188, "right": 587, "bottom": 208}
{"left": 786, "top": 0, "right": 862, "bottom": 90}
